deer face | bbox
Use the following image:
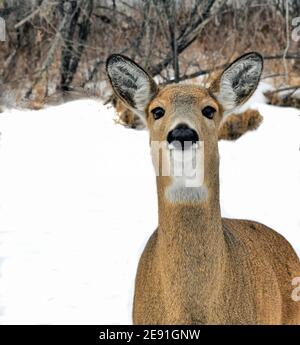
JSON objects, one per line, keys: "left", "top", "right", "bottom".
{"left": 106, "top": 53, "right": 263, "bottom": 202}
{"left": 146, "top": 84, "right": 220, "bottom": 148}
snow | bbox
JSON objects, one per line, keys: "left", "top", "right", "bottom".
{"left": 0, "top": 92, "right": 299, "bottom": 324}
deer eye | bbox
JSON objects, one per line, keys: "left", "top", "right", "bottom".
{"left": 202, "top": 106, "right": 216, "bottom": 119}
{"left": 151, "top": 107, "right": 165, "bottom": 120}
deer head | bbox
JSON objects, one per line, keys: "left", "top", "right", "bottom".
{"left": 106, "top": 53, "right": 263, "bottom": 203}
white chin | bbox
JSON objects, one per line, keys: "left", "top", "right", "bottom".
{"left": 168, "top": 143, "right": 199, "bottom": 177}
{"left": 168, "top": 143, "right": 199, "bottom": 151}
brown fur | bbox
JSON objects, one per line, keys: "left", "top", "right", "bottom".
{"left": 106, "top": 55, "right": 300, "bottom": 325}
{"left": 113, "top": 96, "right": 263, "bottom": 140}
{"left": 134, "top": 218, "right": 300, "bottom": 324}
{"left": 218, "top": 109, "right": 263, "bottom": 141}
{"left": 132, "top": 84, "right": 300, "bottom": 325}
{"left": 114, "top": 98, "right": 144, "bottom": 129}
{"left": 264, "top": 91, "right": 300, "bottom": 109}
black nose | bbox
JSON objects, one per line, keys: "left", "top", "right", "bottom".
{"left": 167, "top": 123, "right": 199, "bottom": 150}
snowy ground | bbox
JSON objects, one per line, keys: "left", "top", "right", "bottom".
{"left": 0, "top": 91, "right": 299, "bottom": 324}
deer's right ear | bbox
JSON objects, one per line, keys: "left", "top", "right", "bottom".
{"left": 106, "top": 54, "right": 158, "bottom": 120}
{"left": 209, "top": 52, "right": 263, "bottom": 114}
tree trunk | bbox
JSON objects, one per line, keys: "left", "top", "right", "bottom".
{"left": 59, "top": 0, "right": 93, "bottom": 91}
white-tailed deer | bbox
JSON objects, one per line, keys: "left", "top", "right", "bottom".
{"left": 106, "top": 53, "right": 300, "bottom": 324}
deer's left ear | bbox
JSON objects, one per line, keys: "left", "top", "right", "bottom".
{"left": 106, "top": 54, "right": 158, "bottom": 120}
{"left": 210, "top": 52, "right": 263, "bottom": 114}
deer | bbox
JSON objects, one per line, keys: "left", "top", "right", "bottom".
{"left": 112, "top": 93, "right": 263, "bottom": 140}
{"left": 106, "top": 52, "right": 300, "bottom": 325}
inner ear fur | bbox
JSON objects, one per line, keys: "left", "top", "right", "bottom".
{"left": 106, "top": 54, "right": 158, "bottom": 116}
{"left": 210, "top": 52, "right": 263, "bottom": 112}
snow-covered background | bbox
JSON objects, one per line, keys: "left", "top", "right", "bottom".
{"left": 0, "top": 85, "right": 299, "bottom": 324}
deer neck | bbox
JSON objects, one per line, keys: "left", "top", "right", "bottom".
{"left": 155, "top": 160, "right": 227, "bottom": 309}
{"left": 156, "top": 175, "right": 225, "bottom": 258}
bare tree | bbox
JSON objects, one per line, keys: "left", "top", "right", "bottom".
{"left": 59, "top": 0, "right": 93, "bottom": 91}
{"left": 0, "top": 0, "right": 300, "bottom": 109}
